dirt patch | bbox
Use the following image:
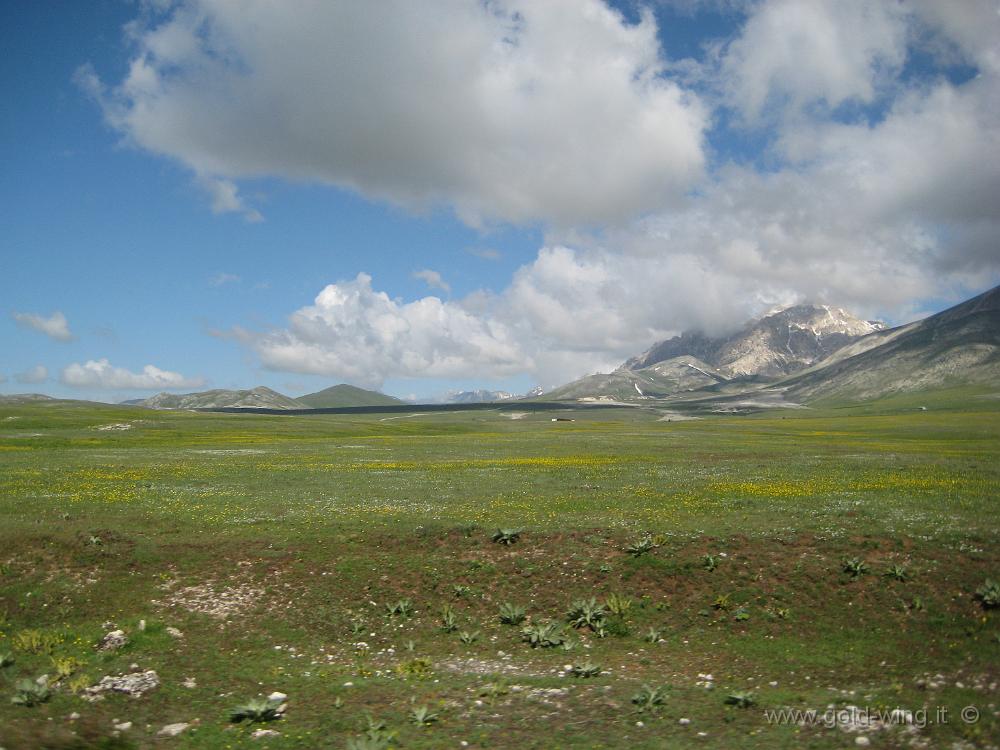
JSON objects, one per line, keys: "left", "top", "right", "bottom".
{"left": 153, "top": 580, "right": 265, "bottom": 619}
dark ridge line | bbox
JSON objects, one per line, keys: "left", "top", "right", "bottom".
{"left": 199, "top": 401, "right": 630, "bottom": 416}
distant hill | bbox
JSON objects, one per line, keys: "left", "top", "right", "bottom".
{"left": 139, "top": 386, "right": 304, "bottom": 410}
{"left": 446, "top": 389, "right": 518, "bottom": 404}
{"left": 776, "top": 284, "right": 1000, "bottom": 401}
{"left": 296, "top": 384, "right": 402, "bottom": 408}
{"left": 543, "top": 356, "right": 725, "bottom": 402}
{"left": 0, "top": 393, "right": 55, "bottom": 404}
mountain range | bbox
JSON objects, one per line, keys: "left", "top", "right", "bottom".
{"left": 4, "top": 286, "right": 997, "bottom": 411}
{"left": 129, "top": 384, "right": 401, "bottom": 410}
{"left": 544, "top": 285, "right": 999, "bottom": 405}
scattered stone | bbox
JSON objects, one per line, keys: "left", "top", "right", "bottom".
{"left": 855, "top": 737, "right": 871, "bottom": 747}
{"left": 99, "top": 630, "right": 128, "bottom": 651}
{"left": 138, "top": 620, "right": 146, "bottom": 631}
{"left": 155, "top": 581, "right": 263, "bottom": 619}
{"left": 113, "top": 722, "right": 132, "bottom": 732}
{"left": 267, "top": 691, "right": 287, "bottom": 703}
{"left": 84, "top": 670, "right": 160, "bottom": 700}
{"left": 252, "top": 729, "right": 281, "bottom": 739}
{"left": 679, "top": 718, "right": 691, "bottom": 725}
{"left": 182, "top": 677, "right": 197, "bottom": 689}
{"left": 157, "top": 723, "right": 190, "bottom": 737}
{"left": 166, "top": 627, "right": 184, "bottom": 639}
{"left": 68, "top": 712, "right": 81, "bottom": 721}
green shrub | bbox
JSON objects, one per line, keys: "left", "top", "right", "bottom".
{"left": 395, "top": 658, "right": 432, "bottom": 679}
{"left": 11, "top": 678, "right": 51, "bottom": 707}
{"left": 230, "top": 696, "right": 284, "bottom": 723}
{"left": 570, "top": 662, "right": 602, "bottom": 678}
{"left": 625, "top": 536, "right": 655, "bottom": 557}
{"left": 566, "top": 597, "right": 606, "bottom": 631}
{"left": 976, "top": 579, "right": 1000, "bottom": 609}
{"left": 604, "top": 592, "right": 632, "bottom": 617}
{"left": 410, "top": 705, "right": 438, "bottom": 726}
{"left": 498, "top": 602, "right": 526, "bottom": 625}
{"left": 884, "top": 563, "right": 910, "bottom": 582}
{"left": 385, "top": 599, "right": 414, "bottom": 617}
{"left": 492, "top": 528, "right": 522, "bottom": 546}
{"left": 440, "top": 605, "right": 458, "bottom": 633}
{"left": 521, "top": 620, "right": 567, "bottom": 648}
{"left": 631, "top": 684, "right": 666, "bottom": 711}
{"left": 725, "top": 690, "right": 756, "bottom": 708}
{"left": 842, "top": 558, "right": 868, "bottom": 578}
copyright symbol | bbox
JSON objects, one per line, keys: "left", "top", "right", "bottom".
{"left": 961, "top": 705, "right": 979, "bottom": 724}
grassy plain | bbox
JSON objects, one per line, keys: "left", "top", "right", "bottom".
{"left": 0, "top": 389, "right": 998, "bottom": 749}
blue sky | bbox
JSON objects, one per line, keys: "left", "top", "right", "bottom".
{"left": 3, "top": 1, "right": 998, "bottom": 402}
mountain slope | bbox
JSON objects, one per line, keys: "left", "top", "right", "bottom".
{"left": 297, "top": 384, "right": 402, "bottom": 408}
{"left": 625, "top": 304, "right": 883, "bottom": 378}
{"left": 777, "top": 285, "right": 1000, "bottom": 401}
{"left": 140, "top": 386, "right": 304, "bottom": 410}
{"left": 544, "top": 356, "right": 725, "bottom": 402}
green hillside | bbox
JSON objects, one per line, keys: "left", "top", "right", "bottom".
{"left": 296, "top": 383, "right": 403, "bottom": 408}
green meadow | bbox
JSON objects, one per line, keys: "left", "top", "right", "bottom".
{"left": 1, "top": 390, "right": 998, "bottom": 749}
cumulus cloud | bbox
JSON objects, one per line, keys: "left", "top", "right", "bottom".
{"left": 719, "top": 0, "right": 910, "bottom": 122}
{"left": 104, "top": 1, "right": 1000, "bottom": 387}
{"left": 412, "top": 269, "right": 450, "bottom": 294}
{"left": 235, "top": 273, "right": 526, "bottom": 387}
{"left": 12, "top": 311, "right": 73, "bottom": 342}
{"left": 60, "top": 359, "right": 205, "bottom": 390}
{"left": 14, "top": 365, "right": 48, "bottom": 385}
{"left": 84, "top": 0, "right": 707, "bottom": 226}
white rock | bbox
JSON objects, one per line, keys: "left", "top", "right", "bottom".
{"left": 113, "top": 722, "right": 132, "bottom": 731}
{"left": 855, "top": 737, "right": 871, "bottom": 747}
{"left": 678, "top": 718, "right": 690, "bottom": 725}
{"left": 157, "top": 722, "right": 190, "bottom": 737}
{"left": 166, "top": 627, "right": 184, "bottom": 639}
{"left": 182, "top": 677, "right": 197, "bottom": 689}
{"left": 99, "top": 630, "right": 128, "bottom": 651}
{"left": 252, "top": 729, "right": 281, "bottom": 739}
{"left": 86, "top": 671, "right": 160, "bottom": 699}
{"left": 267, "top": 692, "right": 287, "bottom": 702}
{"left": 68, "top": 712, "right": 81, "bottom": 721}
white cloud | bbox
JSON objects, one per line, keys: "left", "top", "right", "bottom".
{"left": 12, "top": 311, "right": 73, "bottom": 342}
{"left": 412, "top": 269, "right": 450, "bottom": 294}
{"left": 14, "top": 365, "right": 48, "bottom": 385}
{"left": 60, "top": 359, "right": 205, "bottom": 390}
{"left": 719, "top": 0, "right": 910, "bottom": 122}
{"left": 210, "top": 272, "right": 242, "bottom": 286}
{"left": 198, "top": 176, "right": 263, "bottom": 222}
{"left": 235, "top": 273, "right": 527, "bottom": 387}
{"left": 107, "top": 1, "right": 1000, "bottom": 388}
{"left": 86, "top": 0, "right": 707, "bottom": 226}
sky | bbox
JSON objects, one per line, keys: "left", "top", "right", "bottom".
{"left": 2, "top": 0, "right": 999, "bottom": 402}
